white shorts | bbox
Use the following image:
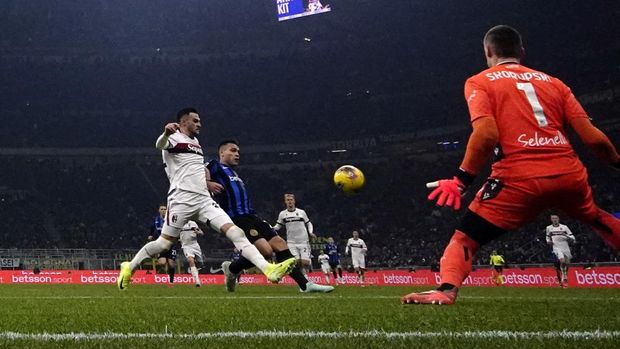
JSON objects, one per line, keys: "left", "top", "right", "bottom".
{"left": 351, "top": 254, "right": 366, "bottom": 269}
{"left": 182, "top": 242, "right": 204, "bottom": 263}
{"left": 320, "top": 264, "right": 331, "bottom": 274}
{"left": 553, "top": 246, "right": 572, "bottom": 261}
{"left": 162, "top": 190, "right": 232, "bottom": 238}
{"left": 288, "top": 242, "right": 311, "bottom": 261}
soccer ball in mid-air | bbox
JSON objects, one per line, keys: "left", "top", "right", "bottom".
{"left": 333, "top": 165, "right": 365, "bottom": 193}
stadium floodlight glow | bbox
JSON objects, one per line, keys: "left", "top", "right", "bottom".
{"left": 329, "top": 149, "right": 347, "bottom": 153}
{"left": 276, "top": 0, "right": 331, "bottom": 22}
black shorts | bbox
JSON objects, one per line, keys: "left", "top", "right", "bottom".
{"left": 329, "top": 260, "right": 340, "bottom": 269}
{"left": 232, "top": 214, "right": 279, "bottom": 244}
{"left": 493, "top": 265, "right": 503, "bottom": 273}
{"left": 158, "top": 248, "right": 177, "bottom": 261}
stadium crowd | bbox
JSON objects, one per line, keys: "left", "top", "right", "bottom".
{"left": 0, "top": 0, "right": 618, "bottom": 268}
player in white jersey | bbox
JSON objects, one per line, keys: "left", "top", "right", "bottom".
{"left": 317, "top": 250, "right": 331, "bottom": 284}
{"left": 346, "top": 230, "right": 368, "bottom": 282}
{"left": 117, "top": 108, "right": 295, "bottom": 290}
{"left": 545, "top": 215, "right": 576, "bottom": 288}
{"left": 274, "top": 193, "right": 316, "bottom": 274}
{"left": 180, "top": 220, "right": 204, "bottom": 287}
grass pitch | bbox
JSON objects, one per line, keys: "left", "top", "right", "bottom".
{"left": 0, "top": 284, "right": 617, "bottom": 348}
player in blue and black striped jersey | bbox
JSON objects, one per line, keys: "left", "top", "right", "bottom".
{"left": 147, "top": 204, "right": 177, "bottom": 283}
{"left": 206, "top": 140, "right": 332, "bottom": 293}
{"left": 325, "top": 237, "right": 343, "bottom": 283}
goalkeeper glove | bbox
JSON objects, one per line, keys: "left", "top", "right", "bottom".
{"left": 426, "top": 169, "right": 475, "bottom": 210}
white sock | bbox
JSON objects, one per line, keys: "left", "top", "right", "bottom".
{"left": 190, "top": 266, "right": 200, "bottom": 285}
{"left": 129, "top": 237, "right": 173, "bottom": 270}
{"left": 225, "top": 226, "right": 269, "bottom": 271}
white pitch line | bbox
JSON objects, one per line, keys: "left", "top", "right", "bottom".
{"left": 0, "top": 330, "right": 618, "bottom": 341}
{"left": 0, "top": 295, "right": 617, "bottom": 301}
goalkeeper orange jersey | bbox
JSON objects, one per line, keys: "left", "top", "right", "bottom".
{"left": 464, "top": 62, "right": 589, "bottom": 180}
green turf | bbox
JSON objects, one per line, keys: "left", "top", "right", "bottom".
{"left": 0, "top": 284, "right": 617, "bottom": 348}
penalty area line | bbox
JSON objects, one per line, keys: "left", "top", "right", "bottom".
{"left": 0, "top": 330, "right": 618, "bottom": 341}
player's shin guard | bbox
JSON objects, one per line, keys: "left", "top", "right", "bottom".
{"left": 276, "top": 250, "right": 308, "bottom": 290}
{"left": 439, "top": 230, "right": 480, "bottom": 288}
{"left": 128, "top": 237, "right": 174, "bottom": 270}
{"left": 226, "top": 226, "right": 269, "bottom": 271}
{"left": 589, "top": 209, "right": 620, "bottom": 250}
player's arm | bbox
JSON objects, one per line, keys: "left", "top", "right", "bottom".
{"left": 545, "top": 227, "right": 554, "bottom": 246}
{"left": 155, "top": 123, "right": 179, "bottom": 149}
{"left": 427, "top": 79, "right": 498, "bottom": 210}
{"left": 459, "top": 116, "right": 499, "bottom": 176}
{"left": 345, "top": 240, "right": 351, "bottom": 255}
{"left": 204, "top": 161, "right": 225, "bottom": 194}
{"left": 273, "top": 212, "right": 284, "bottom": 231}
{"left": 569, "top": 118, "right": 620, "bottom": 168}
{"left": 303, "top": 212, "right": 316, "bottom": 238}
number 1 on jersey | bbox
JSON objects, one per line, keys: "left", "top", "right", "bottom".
{"left": 516, "top": 82, "right": 548, "bottom": 127}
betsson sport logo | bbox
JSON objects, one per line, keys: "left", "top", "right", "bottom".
{"left": 574, "top": 270, "right": 620, "bottom": 286}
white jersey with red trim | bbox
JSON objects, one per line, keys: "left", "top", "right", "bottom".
{"left": 160, "top": 131, "right": 209, "bottom": 196}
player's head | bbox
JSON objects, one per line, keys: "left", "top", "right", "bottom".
{"left": 483, "top": 25, "right": 524, "bottom": 67}
{"left": 158, "top": 204, "right": 167, "bottom": 217}
{"left": 218, "top": 139, "right": 240, "bottom": 166}
{"left": 320, "top": 250, "right": 324, "bottom": 254}
{"left": 491, "top": 250, "right": 497, "bottom": 255}
{"left": 327, "top": 237, "right": 334, "bottom": 243}
{"left": 550, "top": 214, "right": 560, "bottom": 225}
{"left": 284, "top": 193, "right": 296, "bottom": 210}
{"left": 352, "top": 230, "right": 359, "bottom": 239}
{"left": 176, "top": 107, "right": 201, "bottom": 137}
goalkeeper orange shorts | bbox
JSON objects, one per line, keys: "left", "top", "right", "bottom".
{"left": 468, "top": 168, "right": 598, "bottom": 231}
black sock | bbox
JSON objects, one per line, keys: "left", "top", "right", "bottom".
{"left": 275, "top": 250, "right": 308, "bottom": 290}
{"left": 229, "top": 257, "right": 255, "bottom": 275}
{"left": 332, "top": 270, "right": 337, "bottom": 279}
{"left": 169, "top": 268, "right": 175, "bottom": 283}
{"left": 437, "top": 283, "right": 455, "bottom": 291}
{"left": 338, "top": 268, "right": 343, "bottom": 278}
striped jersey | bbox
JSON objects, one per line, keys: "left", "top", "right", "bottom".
{"left": 160, "top": 130, "right": 208, "bottom": 196}
{"left": 346, "top": 238, "right": 367, "bottom": 256}
{"left": 275, "top": 208, "right": 311, "bottom": 244}
{"left": 545, "top": 224, "right": 575, "bottom": 250}
{"left": 206, "top": 159, "right": 254, "bottom": 217}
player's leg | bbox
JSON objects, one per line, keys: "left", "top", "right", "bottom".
{"left": 156, "top": 256, "right": 167, "bottom": 274}
{"left": 556, "top": 170, "right": 620, "bottom": 249}
{"left": 401, "top": 211, "right": 508, "bottom": 304}
{"left": 323, "top": 266, "right": 331, "bottom": 284}
{"left": 227, "top": 237, "right": 272, "bottom": 281}
{"left": 253, "top": 218, "right": 332, "bottom": 293}
{"left": 205, "top": 211, "right": 285, "bottom": 279}
{"left": 167, "top": 257, "right": 176, "bottom": 283}
{"left": 206, "top": 211, "right": 295, "bottom": 284}
{"left": 358, "top": 256, "right": 366, "bottom": 282}
{"left": 402, "top": 178, "right": 541, "bottom": 304}
{"left": 496, "top": 266, "right": 504, "bottom": 285}
{"left": 187, "top": 256, "right": 201, "bottom": 286}
{"left": 118, "top": 227, "right": 180, "bottom": 290}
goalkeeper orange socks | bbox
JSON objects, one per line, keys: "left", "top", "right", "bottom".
{"left": 439, "top": 230, "right": 480, "bottom": 288}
